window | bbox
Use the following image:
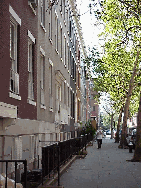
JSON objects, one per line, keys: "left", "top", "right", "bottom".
{"left": 41, "top": 0, "right": 45, "bottom": 27}
{"left": 74, "top": 62, "right": 76, "bottom": 82}
{"left": 64, "top": 36, "right": 66, "bottom": 66}
{"left": 60, "top": 0, "right": 62, "bottom": 12}
{"left": 28, "top": 39, "right": 34, "bottom": 100}
{"left": 49, "top": 65, "right": 52, "bottom": 96}
{"left": 49, "top": 9, "right": 52, "bottom": 40}
{"left": 69, "top": 20, "right": 71, "bottom": 37}
{"left": 72, "top": 58, "right": 75, "bottom": 79}
{"left": 73, "top": 93, "right": 75, "bottom": 119}
{"left": 49, "top": 59, "right": 53, "bottom": 110}
{"left": 40, "top": 54, "right": 45, "bottom": 105}
{"left": 63, "top": 0, "right": 65, "bottom": 20}
{"left": 67, "top": 46, "right": 69, "bottom": 71}
{"left": 28, "top": 30, "right": 35, "bottom": 102}
{"left": 60, "top": 27, "right": 62, "bottom": 58}
{"left": 71, "top": 91, "right": 73, "bottom": 117}
{"left": 10, "top": 18, "right": 20, "bottom": 95}
{"left": 93, "top": 106, "right": 95, "bottom": 111}
{"left": 9, "top": 4, "right": 22, "bottom": 97}
{"left": 68, "top": 87, "right": 69, "bottom": 106}
{"left": 64, "top": 82, "right": 66, "bottom": 104}
{"left": 55, "top": 17, "right": 58, "bottom": 51}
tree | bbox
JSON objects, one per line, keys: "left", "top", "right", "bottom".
{"left": 86, "top": 0, "right": 141, "bottom": 148}
{"left": 132, "top": 90, "right": 141, "bottom": 161}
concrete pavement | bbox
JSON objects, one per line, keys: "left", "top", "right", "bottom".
{"left": 56, "top": 138, "right": 141, "bottom": 188}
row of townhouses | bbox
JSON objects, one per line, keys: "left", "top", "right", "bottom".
{"left": 0, "top": 0, "right": 97, "bottom": 175}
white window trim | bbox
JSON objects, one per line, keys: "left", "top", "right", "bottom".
{"left": 28, "top": 2, "right": 37, "bottom": 15}
{"left": 9, "top": 92, "right": 21, "bottom": 100}
{"left": 28, "top": 30, "right": 36, "bottom": 44}
{"left": 40, "top": 23, "right": 47, "bottom": 33}
{"left": 40, "top": 46, "right": 45, "bottom": 56}
{"left": 49, "top": 58, "right": 53, "bottom": 66}
{"left": 40, "top": 104, "right": 46, "bottom": 109}
{"left": 28, "top": 38, "right": 34, "bottom": 101}
{"left": 9, "top": 5, "right": 21, "bottom": 25}
{"left": 27, "top": 99, "right": 36, "bottom": 106}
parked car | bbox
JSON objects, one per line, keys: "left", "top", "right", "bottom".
{"left": 106, "top": 129, "right": 116, "bottom": 138}
{"left": 106, "top": 130, "right": 111, "bottom": 135}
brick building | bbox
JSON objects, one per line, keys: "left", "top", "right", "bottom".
{"left": 0, "top": 0, "right": 92, "bottom": 175}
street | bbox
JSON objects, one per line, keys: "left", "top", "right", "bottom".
{"left": 56, "top": 138, "right": 141, "bottom": 188}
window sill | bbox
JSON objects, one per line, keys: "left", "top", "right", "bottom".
{"left": 60, "top": 10, "right": 63, "bottom": 16}
{"left": 28, "top": 2, "right": 36, "bottom": 15}
{"left": 40, "top": 104, "right": 46, "bottom": 109}
{"left": 49, "top": 107, "right": 53, "bottom": 112}
{"left": 9, "top": 92, "right": 21, "bottom": 101}
{"left": 49, "top": 38, "right": 53, "bottom": 45}
{"left": 40, "top": 23, "right": 46, "bottom": 33}
{"left": 55, "top": 49, "right": 59, "bottom": 55}
{"left": 64, "top": 20, "right": 66, "bottom": 26}
{"left": 27, "top": 99, "right": 36, "bottom": 106}
{"left": 61, "top": 57, "right": 63, "bottom": 62}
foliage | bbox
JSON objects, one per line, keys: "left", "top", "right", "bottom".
{"left": 82, "top": 119, "right": 96, "bottom": 136}
{"left": 84, "top": 0, "right": 141, "bottom": 118}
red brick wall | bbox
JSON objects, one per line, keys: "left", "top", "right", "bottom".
{"left": 0, "top": 0, "right": 37, "bottom": 120}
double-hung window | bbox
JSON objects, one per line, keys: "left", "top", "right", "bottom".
{"left": 28, "top": 30, "right": 35, "bottom": 103}
{"left": 41, "top": 0, "right": 45, "bottom": 28}
{"left": 64, "top": 36, "right": 66, "bottom": 67}
{"left": 49, "top": 58, "right": 53, "bottom": 111}
{"left": 9, "top": 6, "right": 21, "bottom": 97}
{"left": 55, "top": 17, "right": 58, "bottom": 51}
{"left": 40, "top": 53, "right": 45, "bottom": 106}
{"left": 49, "top": 9, "right": 52, "bottom": 40}
{"left": 63, "top": 0, "right": 65, "bottom": 20}
{"left": 60, "top": 27, "right": 62, "bottom": 59}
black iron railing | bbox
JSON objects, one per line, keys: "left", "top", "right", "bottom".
{"left": 41, "top": 133, "right": 93, "bottom": 185}
{"left": 0, "top": 160, "right": 27, "bottom": 188}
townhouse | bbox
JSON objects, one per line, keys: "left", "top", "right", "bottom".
{"left": 0, "top": 0, "right": 91, "bottom": 176}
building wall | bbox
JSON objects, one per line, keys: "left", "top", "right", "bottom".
{"left": 0, "top": 0, "right": 91, "bottom": 173}
{"left": 0, "top": 1, "right": 37, "bottom": 120}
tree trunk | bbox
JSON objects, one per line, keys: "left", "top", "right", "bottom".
{"left": 115, "top": 106, "right": 123, "bottom": 143}
{"left": 120, "top": 49, "right": 140, "bottom": 148}
{"left": 111, "top": 113, "right": 114, "bottom": 139}
{"left": 132, "top": 91, "right": 141, "bottom": 161}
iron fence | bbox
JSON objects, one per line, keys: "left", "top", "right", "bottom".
{"left": 42, "top": 133, "right": 93, "bottom": 182}
{"left": 0, "top": 160, "right": 27, "bottom": 188}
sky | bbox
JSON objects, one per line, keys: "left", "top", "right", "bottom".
{"left": 76, "top": 0, "right": 106, "bottom": 112}
{"left": 76, "top": 0, "right": 104, "bottom": 51}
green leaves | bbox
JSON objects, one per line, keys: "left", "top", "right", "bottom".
{"left": 84, "top": 0, "right": 141, "bottom": 116}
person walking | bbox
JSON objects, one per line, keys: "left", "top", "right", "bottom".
{"left": 96, "top": 127, "right": 103, "bottom": 149}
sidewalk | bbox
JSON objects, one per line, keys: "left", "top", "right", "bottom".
{"left": 56, "top": 138, "right": 141, "bottom": 188}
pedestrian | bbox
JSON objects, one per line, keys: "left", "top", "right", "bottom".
{"left": 96, "top": 127, "right": 103, "bottom": 149}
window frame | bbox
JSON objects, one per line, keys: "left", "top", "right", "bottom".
{"left": 41, "top": 0, "right": 45, "bottom": 27}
